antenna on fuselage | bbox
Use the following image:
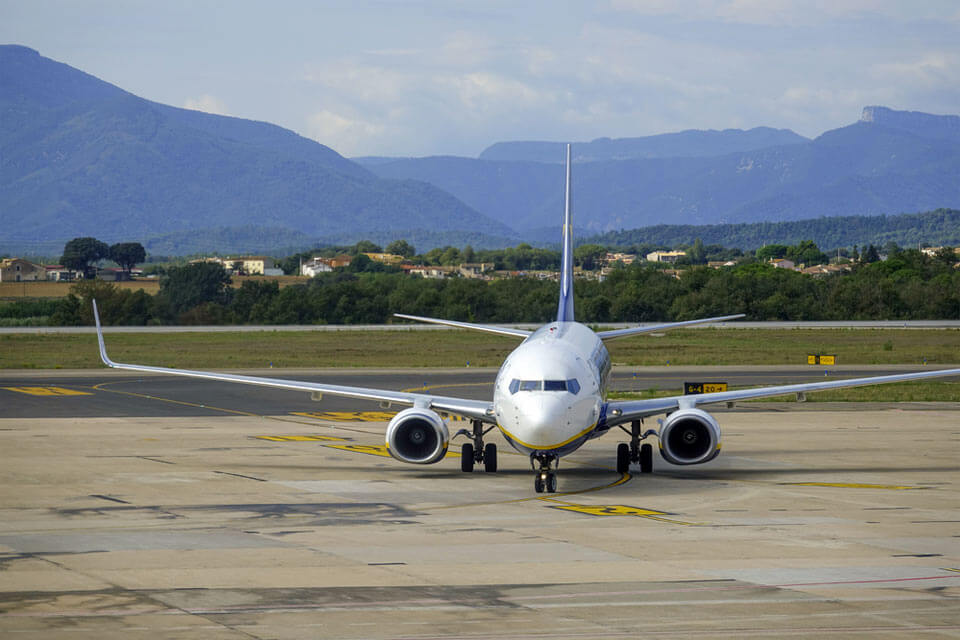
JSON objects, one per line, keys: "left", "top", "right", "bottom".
{"left": 556, "top": 143, "right": 575, "bottom": 323}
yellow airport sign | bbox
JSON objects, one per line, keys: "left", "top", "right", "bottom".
{"left": 807, "top": 355, "right": 836, "bottom": 365}
{"left": 683, "top": 382, "right": 728, "bottom": 395}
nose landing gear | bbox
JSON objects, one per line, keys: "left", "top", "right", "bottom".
{"left": 531, "top": 453, "right": 558, "bottom": 493}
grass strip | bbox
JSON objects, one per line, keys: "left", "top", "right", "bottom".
{"left": 1, "top": 327, "right": 958, "bottom": 370}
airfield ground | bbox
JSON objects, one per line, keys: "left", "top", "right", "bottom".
{"left": 0, "top": 369, "right": 958, "bottom": 638}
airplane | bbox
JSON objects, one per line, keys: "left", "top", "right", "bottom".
{"left": 93, "top": 144, "right": 960, "bottom": 493}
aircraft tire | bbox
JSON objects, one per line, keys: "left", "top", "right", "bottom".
{"left": 616, "top": 443, "right": 630, "bottom": 474}
{"left": 461, "top": 443, "right": 475, "bottom": 472}
{"left": 483, "top": 443, "right": 498, "bottom": 472}
{"left": 534, "top": 475, "right": 545, "bottom": 493}
{"left": 546, "top": 473, "right": 557, "bottom": 493}
{"left": 640, "top": 443, "right": 653, "bottom": 473}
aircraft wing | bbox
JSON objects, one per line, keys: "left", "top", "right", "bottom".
{"left": 603, "top": 366, "right": 960, "bottom": 425}
{"left": 596, "top": 314, "right": 745, "bottom": 341}
{"left": 93, "top": 301, "right": 494, "bottom": 422}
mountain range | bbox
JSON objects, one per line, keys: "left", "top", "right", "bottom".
{"left": 2, "top": 44, "right": 959, "bottom": 256}
{"left": 0, "top": 45, "right": 510, "bottom": 255}
{"left": 357, "top": 106, "right": 960, "bottom": 234}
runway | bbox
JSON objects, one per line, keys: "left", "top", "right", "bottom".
{"left": 1, "top": 368, "right": 959, "bottom": 638}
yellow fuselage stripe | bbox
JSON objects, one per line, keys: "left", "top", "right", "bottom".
{"left": 497, "top": 422, "right": 596, "bottom": 451}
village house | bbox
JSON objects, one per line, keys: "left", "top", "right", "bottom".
{"left": 770, "top": 258, "right": 797, "bottom": 270}
{"left": 363, "top": 252, "right": 404, "bottom": 265}
{"left": 0, "top": 258, "right": 46, "bottom": 282}
{"left": 407, "top": 265, "right": 456, "bottom": 279}
{"left": 458, "top": 263, "right": 493, "bottom": 279}
{"left": 44, "top": 265, "right": 77, "bottom": 281}
{"left": 603, "top": 252, "right": 637, "bottom": 266}
{"left": 645, "top": 250, "right": 686, "bottom": 263}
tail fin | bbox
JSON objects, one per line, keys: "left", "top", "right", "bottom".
{"left": 556, "top": 143, "right": 575, "bottom": 323}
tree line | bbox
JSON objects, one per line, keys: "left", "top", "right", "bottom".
{"left": 8, "top": 246, "right": 953, "bottom": 327}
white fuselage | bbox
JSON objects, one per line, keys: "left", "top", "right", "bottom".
{"left": 493, "top": 322, "right": 610, "bottom": 457}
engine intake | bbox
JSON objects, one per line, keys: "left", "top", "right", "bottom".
{"left": 659, "top": 408, "right": 721, "bottom": 465}
{"left": 385, "top": 408, "right": 449, "bottom": 464}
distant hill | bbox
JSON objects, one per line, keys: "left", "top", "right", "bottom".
{"left": 363, "top": 108, "right": 960, "bottom": 233}
{"left": 0, "top": 45, "right": 513, "bottom": 254}
{"left": 584, "top": 208, "right": 960, "bottom": 251}
{"left": 477, "top": 128, "right": 809, "bottom": 163}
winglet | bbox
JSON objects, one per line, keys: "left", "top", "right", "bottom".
{"left": 556, "top": 143, "right": 575, "bottom": 323}
{"left": 92, "top": 299, "right": 116, "bottom": 367}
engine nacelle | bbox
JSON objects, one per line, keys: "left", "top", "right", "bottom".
{"left": 385, "top": 408, "right": 449, "bottom": 464}
{"left": 659, "top": 408, "right": 722, "bottom": 465}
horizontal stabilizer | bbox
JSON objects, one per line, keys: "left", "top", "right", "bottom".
{"left": 596, "top": 314, "right": 745, "bottom": 341}
{"left": 393, "top": 314, "right": 531, "bottom": 338}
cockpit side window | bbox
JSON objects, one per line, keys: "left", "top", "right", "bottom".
{"left": 566, "top": 378, "right": 580, "bottom": 395}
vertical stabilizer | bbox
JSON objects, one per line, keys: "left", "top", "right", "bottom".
{"left": 556, "top": 143, "right": 575, "bottom": 323}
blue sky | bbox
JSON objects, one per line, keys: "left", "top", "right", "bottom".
{"left": 3, "top": 1, "right": 958, "bottom": 157}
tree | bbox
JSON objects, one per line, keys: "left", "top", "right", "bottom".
{"left": 352, "top": 240, "right": 382, "bottom": 255}
{"left": 385, "top": 239, "right": 416, "bottom": 258}
{"left": 755, "top": 244, "right": 788, "bottom": 261}
{"left": 688, "top": 238, "right": 707, "bottom": 265}
{"left": 61, "top": 237, "right": 109, "bottom": 278}
{"left": 109, "top": 242, "right": 146, "bottom": 273}
{"left": 574, "top": 244, "right": 607, "bottom": 270}
{"left": 156, "top": 262, "right": 233, "bottom": 319}
{"left": 861, "top": 244, "right": 881, "bottom": 263}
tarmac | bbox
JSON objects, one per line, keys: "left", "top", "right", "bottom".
{"left": 1, "top": 369, "right": 959, "bottom": 638}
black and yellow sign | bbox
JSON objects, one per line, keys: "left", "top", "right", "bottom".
{"left": 683, "top": 382, "right": 728, "bottom": 395}
{"left": 3, "top": 386, "right": 92, "bottom": 396}
{"left": 807, "top": 355, "right": 836, "bottom": 365}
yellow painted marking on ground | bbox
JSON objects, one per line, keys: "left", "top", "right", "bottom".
{"left": 551, "top": 504, "right": 666, "bottom": 517}
{"left": 400, "top": 382, "right": 485, "bottom": 394}
{"left": 292, "top": 411, "right": 397, "bottom": 422}
{"left": 3, "top": 386, "right": 93, "bottom": 396}
{"left": 942, "top": 568, "right": 960, "bottom": 573}
{"left": 783, "top": 482, "right": 924, "bottom": 490}
{"left": 325, "top": 444, "right": 460, "bottom": 458}
{"left": 255, "top": 435, "right": 345, "bottom": 442}
{"left": 543, "top": 500, "right": 700, "bottom": 525}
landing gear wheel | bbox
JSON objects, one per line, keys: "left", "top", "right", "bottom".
{"left": 545, "top": 472, "right": 557, "bottom": 493}
{"left": 616, "top": 442, "right": 630, "bottom": 474}
{"left": 639, "top": 443, "right": 653, "bottom": 474}
{"left": 461, "top": 443, "right": 475, "bottom": 472}
{"left": 534, "top": 475, "right": 545, "bottom": 493}
{"left": 483, "top": 443, "right": 498, "bottom": 473}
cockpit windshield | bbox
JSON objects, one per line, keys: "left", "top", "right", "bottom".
{"left": 509, "top": 378, "right": 580, "bottom": 395}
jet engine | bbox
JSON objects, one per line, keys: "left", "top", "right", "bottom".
{"left": 385, "top": 408, "right": 449, "bottom": 464}
{"left": 658, "top": 408, "right": 721, "bottom": 465}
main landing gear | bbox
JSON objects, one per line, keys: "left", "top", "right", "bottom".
{"left": 531, "top": 453, "right": 558, "bottom": 493}
{"left": 458, "top": 419, "right": 497, "bottom": 473}
{"left": 617, "top": 420, "right": 656, "bottom": 474}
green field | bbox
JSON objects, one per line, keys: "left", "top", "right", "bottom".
{"left": 2, "top": 327, "right": 958, "bottom": 369}
{"left": 3, "top": 327, "right": 958, "bottom": 402}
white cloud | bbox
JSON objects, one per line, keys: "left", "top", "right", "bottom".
{"left": 306, "top": 110, "right": 385, "bottom": 157}
{"left": 182, "top": 94, "right": 230, "bottom": 116}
